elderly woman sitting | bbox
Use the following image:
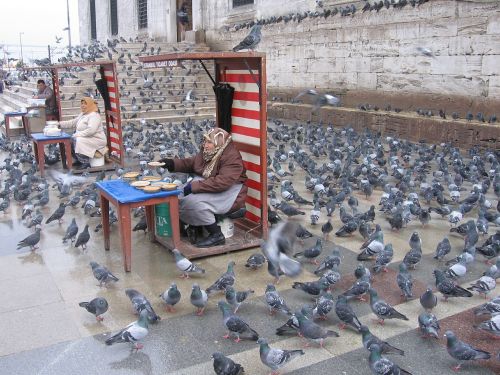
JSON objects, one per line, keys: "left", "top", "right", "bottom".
{"left": 59, "top": 97, "right": 107, "bottom": 170}
{"left": 159, "top": 127, "right": 248, "bottom": 248}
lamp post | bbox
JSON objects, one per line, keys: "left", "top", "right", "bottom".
{"left": 19, "top": 32, "right": 24, "bottom": 66}
{"left": 66, "top": 0, "right": 72, "bottom": 53}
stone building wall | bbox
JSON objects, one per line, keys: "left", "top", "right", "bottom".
{"left": 204, "top": 0, "right": 500, "bottom": 113}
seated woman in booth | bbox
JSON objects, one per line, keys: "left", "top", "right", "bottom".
{"left": 58, "top": 97, "right": 107, "bottom": 170}
{"left": 159, "top": 127, "right": 248, "bottom": 248}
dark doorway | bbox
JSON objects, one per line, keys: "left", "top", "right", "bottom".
{"left": 90, "top": 0, "right": 97, "bottom": 40}
{"left": 176, "top": 0, "right": 192, "bottom": 42}
{"left": 110, "top": 0, "right": 118, "bottom": 35}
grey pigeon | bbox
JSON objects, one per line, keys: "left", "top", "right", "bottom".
{"left": 125, "top": 288, "right": 161, "bottom": 323}
{"left": 190, "top": 283, "right": 208, "bottom": 316}
{"left": 368, "top": 344, "right": 412, "bottom": 375}
{"left": 419, "top": 287, "right": 438, "bottom": 311}
{"left": 45, "top": 202, "right": 66, "bottom": 224}
{"left": 17, "top": 228, "right": 41, "bottom": 251}
{"left": 360, "top": 325, "right": 404, "bottom": 356}
{"left": 433, "top": 269, "right": 472, "bottom": 301}
{"left": 467, "top": 276, "right": 496, "bottom": 297}
{"left": 474, "top": 314, "right": 500, "bottom": 338}
{"left": 296, "top": 312, "right": 339, "bottom": 347}
{"left": 232, "top": 25, "right": 262, "bottom": 52}
{"left": 373, "top": 244, "right": 394, "bottom": 273}
{"left": 293, "top": 238, "right": 322, "bottom": 264}
{"left": 90, "top": 261, "right": 119, "bottom": 287}
{"left": 257, "top": 338, "right": 304, "bottom": 374}
{"left": 369, "top": 288, "right": 409, "bottom": 324}
{"left": 343, "top": 275, "right": 371, "bottom": 301}
{"left": 265, "top": 284, "right": 291, "bottom": 315}
{"left": 225, "top": 286, "right": 254, "bottom": 313}
{"left": 212, "top": 352, "right": 245, "bottom": 375}
{"left": 105, "top": 309, "right": 149, "bottom": 351}
{"left": 473, "top": 297, "right": 500, "bottom": 317}
{"left": 74, "top": 224, "right": 90, "bottom": 250}
{"left": 444, "top": 330, "right": 491, "bottom": 371}
{"left": 206, "top": 261, "right": 235, "bottom": 295}
{"left": 62, "top": 218, "right": 78, "bottom": 243}
{"left": 433, "top": 237, "right": 451, "bottom": 261}
{"left": 314, "top": 248, "right": 341, "bottom": 275}
{"left": 396, "top": 263, "right": 413, "bottom": 300}
{"left": 171, "top": 248, "right": 205, "bottom": 278}
{"left": 292, "top": 278, "right": 330, "bottom": 297}
{"left": 79, "top": 297, "right": 109, "bottom": 321}
{"left": 335, "top": 294, "right": 362, "bottom": 331}
{"left": 160, "top": 282, "right": 181, "bottom": 312}
{"left": 245, "top": 253, "right": 266, "bottom": 269}
{"left": 218, "top": 301, "right": 259, "bottom": 342}
{"left": 313, "top": 292, "right": 334, "bottom": 320}
{"left": 418, "top": 312, "right": 440, "bottom": 339}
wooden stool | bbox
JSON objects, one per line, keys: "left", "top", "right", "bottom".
{"left": 3, "top": 111, "right": 28, "bottom": 139}
{"left": 31, "top": 132, "right": 73, "bottom": 177}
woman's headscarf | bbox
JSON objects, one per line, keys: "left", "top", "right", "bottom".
{"left": 202, "top": 127, "right": 231, "bottom": 178}
{"left": 81, "top": 97, "right": 99, "bottom": 114}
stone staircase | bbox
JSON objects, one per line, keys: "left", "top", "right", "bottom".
{"left": 0, "top": 40, "right": 216, "bottom": 137}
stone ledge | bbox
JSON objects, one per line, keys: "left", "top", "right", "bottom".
{"left": 267, "top": 102, "right": 500, "bottom": 150}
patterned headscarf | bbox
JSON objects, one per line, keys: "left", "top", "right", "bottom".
{"left": 202, "top": 127, "right": 231, "bottom": 178}
{"left": 81, "top": 97, "right": 99, "bottom": 114}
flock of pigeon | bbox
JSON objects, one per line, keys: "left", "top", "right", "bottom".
{"left": 1, "top": 111, "right": 500, "bottom": 373}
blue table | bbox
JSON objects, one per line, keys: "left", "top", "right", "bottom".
{"left": 31, "top": 132, "right": 73, "bottom": 177}
{"left": 96, "top": 179, "right": 182, "bottom": 271}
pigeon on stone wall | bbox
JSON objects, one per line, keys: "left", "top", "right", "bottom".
{"left": 232, "top": 25, "right": 262, "bottom": 52}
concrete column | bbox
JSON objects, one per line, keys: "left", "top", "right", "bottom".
{"left": 166, "top": 0, "right": 177, "bottom": 43}
{"left": 192, "top": 0, "right": 204, "bottom": 31}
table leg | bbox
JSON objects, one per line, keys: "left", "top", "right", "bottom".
{"left": 22, "top": 116, "right": 30, "bottom": 136}
{"left": 65, "top": 141, "right": 72, "bottom": 169}
{"left": 145, "top": 205, "right": 155, "bottom": 242}
{"left": 101, "top": 196, "right": 110, "bottom": 251}
{"left": 32, "top": 142, "right": 39, "bottom": 164}
{"left": 118, "top": 204, "right": 132, "bottom": 272}
{"left": 59, "top": 142, "right": 67, "bottom": 169}
{"left": 169, "top": 197, "right": 181, "bottom": 249}
{"left": 36, "top": 142, "right": 46, "bottom": 177}
{"left": 4, "top": 117, "right": 10, "bottom": 140}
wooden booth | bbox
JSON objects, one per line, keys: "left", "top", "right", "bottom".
{"left": 139, "top": 52, "right": 269, "bottom": 259}
{"left": 24, "top": 61, "right": 125, "bottom": 166}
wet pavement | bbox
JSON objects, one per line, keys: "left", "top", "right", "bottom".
{"left": 0, "top": 123, "right": 499, "bottom": 375}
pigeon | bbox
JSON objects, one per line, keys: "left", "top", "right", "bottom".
{"left": 26, "top": 209, "right": 43, "bottom": 229}
{"left": 212, "top": 352, "right": 245, "bottom": 375}
{"left": 132, "top": 216, "right": 147, "bottom": 233}
{"left": 17, "top": 228, "right": 41, "bottom": 251}
{"left": 445, "top": 254, "right": 467, "bottom": 279}
{"left": 206, "top": 261, "right": 236, "bottom": 295}
{"left": 171, "top": 248, "right": 205, "bottom": 278}
{"left": 276, "top": 202, "right": 305, "bottom": 217}
{"left": 62, "top": 218, "right": 78, "bottom": 243}
{"left": 360, "top": 325, "right": 405, "bottom": 356}
{"left": 245, "top": 253, "right": 266, "bottom": 269}
{"left": 159, "top": 282, "right": 181, "bottom": 312}
{"left": 296, "top": 312, "right": 339, "bottom": 347}
{"left": 473, "top": 297, "right": 500, "bottom": 317}
{"left": 232, "top": 25, "right": 262, "bottom": 52}
{"left": 292, "top": 278, "right": 330, "bottom": 297}
{"left": 418, "top": 311, "right": 440, "bottom": 339}
{"left": 79, "top": 297, "right": 109, "bottom": 321}
{"left": 314, "top": 248, "right": 341, "bottom": 275}
{"left": 372, "top": 244, "right": 394, "bottom": 273}
{"left": 89, "top": 261, "right": 119, "bottom": 287}
{"left": 321, "top": 218, "right": 333, "bottom": 239}
{"left": 105, "top": 309, "right": 149, "bottom": 351}
{"left": 444, "top": 330, "right": 491, "bottom": 371}
{"left": 358, "top": 231, "right": 384, "bottom": 261}
{"left": 125, "top": 289, "right": 160, "bottom": 323}
{"left": 467, "top": 276, "right": 496, "bottom": 298}
{"left": 265, "top": 284, "right": 292, "bottom": 315}
{"left": 335, "top": 294, "right": 362, "bottom": 331}
{"left": 218, "top": 301, "right": 259, "bottom": 342}
{"left": 419, "top": 287, "right": 438, "bottom": 311}
{"left": 433, "top": 237, "right": 451, "bottom": 261}
{"left": 190, "top": 283, "right": 208, "bottom": 316}
{"left": 417, "top": 46, "right": 435, "bottom": 58}
{"left": 433, "top": 269, "right": 473, "bottom": 301}
{"left": 369, "top": 288, "right": 409, "bottom": 324}
{"left": 343, "top": 275, "right": 371, "bottom": 301}
{"left": 74, "top": 224, "right": 90, "bottom": 250}
{"left": 313, "top": 292, "right": 334, "bottom": 320}
{"left": 474, "top": 314, "right": 500, "bottom": 338}
{"left": 45, "top": 202, "right": 66, "bottom": 224}
{"left": 257, "top": 338, "right": 304, "bottom": 374}
{"left": 396, "top": 263, "right": 413, "bottom": 300}
{"left": 225, "top": 286, "right": 254, "bottom": 313}
{"left": 368, "top": 344, "right": 412, "bottom": 375}
{"left": 293, "top": 238, "right": 322, "bottom": 264}
{"left": 262, "top": 221, "right": 302, "bottom": 279}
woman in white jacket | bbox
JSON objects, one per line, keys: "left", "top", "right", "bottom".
{"left": 59, "top": 97, "right": 107, "bottom": 169}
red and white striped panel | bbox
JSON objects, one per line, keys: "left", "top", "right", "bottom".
{"left": 103, "top": 66, "right": 122, "bottom": 161}
{"left": 224, "top": 69, "right": 262, "bottom": 222}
